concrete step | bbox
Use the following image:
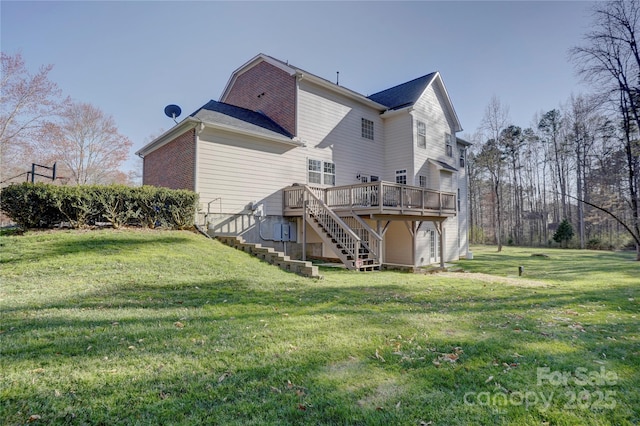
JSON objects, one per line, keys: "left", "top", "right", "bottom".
{"left": 215, "top": 236, "right": 321, "bottom": 279}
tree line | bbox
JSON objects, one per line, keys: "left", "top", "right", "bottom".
{"left": 467, "top": 1, "right": 640, "bottom": 260}
{"left": 1, "top": 52, "right": 133, "bottom": 187}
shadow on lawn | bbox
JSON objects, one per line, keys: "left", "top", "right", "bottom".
{"left": 457, "top": 249, "right": 639, "bottom": 282}
{"left": 2, "top": 313, "right": 638, "bottom": 425}
{"left": 0, "top": 234, "right": 194, "bottom": 265}
{"left": 2, "top": 275, "right": 638, "bottom": 363}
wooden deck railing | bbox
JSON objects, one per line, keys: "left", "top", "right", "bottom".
{"left": 284, "top": 181, "right": 456, "bottom": 215}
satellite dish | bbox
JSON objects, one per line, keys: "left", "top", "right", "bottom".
{"left": 164, "top": 104, "right": 182, "bottom": 123}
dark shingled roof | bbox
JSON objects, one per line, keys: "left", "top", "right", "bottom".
{"left": 367, "top": 73, "right": 437, "bottom": 110}
{"left": 431, "top": 159, "right": 458, "bottom": 172}
{"left": 190, "top": 100, "right": 293, "bottom": 139}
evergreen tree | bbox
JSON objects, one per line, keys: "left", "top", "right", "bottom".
{"left": 553, "top": 219, "right": 574, "bottom": 248}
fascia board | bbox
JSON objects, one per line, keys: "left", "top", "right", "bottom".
{"left": 199, "top": 120, "right": 303, "bottom": 147}
{"left": 427, "top": 72, "right": 463, "bottom": 133}
{"left": 135, "top": 118, "right": 200, "bottom": 157}
{"left": 299, "top": 72, "right": 387, "bottom": 110}
{"left": 380, "top": 105, "right": 413, "bottom": 118}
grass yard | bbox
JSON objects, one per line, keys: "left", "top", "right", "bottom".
{"left": 1, "top": 230, "right": 638, "bottom": 425}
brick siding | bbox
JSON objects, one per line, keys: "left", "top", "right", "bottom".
{"left": 224, "top": 61, "right": 297, "bottom": 136}
{"left": 143, "top": 129, "right": 195, "bottom": 190}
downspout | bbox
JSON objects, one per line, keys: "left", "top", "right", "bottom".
{"left": 136, "top": 151, "right": 145, "bottom": 185}
{"left": 295, "top": 72, "right": 304, "bottom": 138}
{"left": 194, "top": 122, "right": 205, "bottom": 226}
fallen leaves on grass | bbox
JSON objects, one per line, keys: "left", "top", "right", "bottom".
{"left": 218, "top": 372, "right": 232, "bottom": 383}
{"left": 434, "top": 347, "right": 464, "bottom": 365}
{"left": 174, "top": 321, "right": 184, "bottom": 328}
{"left": 27, "top": 414, "right": 41, "bottom": 422}
{"left": 374, "top": 349, "right": 386, "bottom": 362}
{"left": 569, "top": 323, "right": 586, "bottom": 332}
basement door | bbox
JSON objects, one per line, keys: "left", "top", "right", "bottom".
{"left": 429, "top": 229, "right": 441, "bottom": 264}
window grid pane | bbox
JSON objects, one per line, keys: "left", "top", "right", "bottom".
{"left": 362, "top": 118, "right": 374, "bottom": 140}
{"left": 324, "top": 162, "right": 335, "bottom": 186}
{"left": 308, "top": 159, "right": 322, "bottom": 184}
{"left": 417, "top": 121, "right": 426, "bottom": 148}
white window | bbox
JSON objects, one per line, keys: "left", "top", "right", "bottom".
{"left": 417, "top": 121, "right": 426, "bottom": 149}
{"left": 419, "top": 175, "right": 427, "bottom": 188}
{"left": 445, "top": 132, "right": 453, "bottom": 157}
{"left": 370, "top": 175, "right": 379, "bottom": 182}
{"left": 308, "top": 159, "right": 322, "bottom": 184}
{"left": 361, "top": 118, "right": 374, "bottom": 140}
{"left": 324, "top": 161, "right": 335, "bottom": 186}
{"left": 308, "top": 159, "right": 335, "bottom": 186}
{"left": 395, "top": 169, "right": 407, "bottom": 185}
{"left": 459, "top": 148, "right": 466, "bottom": 167}
{"left": 458, "top": 188, "right": 461, "bottom": 211}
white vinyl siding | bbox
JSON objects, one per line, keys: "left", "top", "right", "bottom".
{"left": 196, "top": 128, "right": 305, "bottom": 216}
{"left": 297, "top": 80, "right": 384, "bottom": 185}
{"left": 383, "top": 113, "right": 413, "bottom": 182}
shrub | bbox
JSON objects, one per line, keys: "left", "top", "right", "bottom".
{"left": 587, "top": 238, "right": 604, "bottom": 250}
{"left": 0, "top": 183, "right": 198, "bottom": 230}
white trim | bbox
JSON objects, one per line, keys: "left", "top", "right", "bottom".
{"left": 135, "top": 118, "right": 199, "bottom": 157}
{"left": 428, "top": 159, "right": 457, "bottom": 173}
{"left": 297, "top": 72, "right": 387, "bottom": 110}
{"left": 135, "top": 116, "right": 302, "bottom": 158}
{"left": 430, "top": 73, "right": 463, "bottom": 132}
{"left": 199, "top": 120, "right": 302, "bottom": 146}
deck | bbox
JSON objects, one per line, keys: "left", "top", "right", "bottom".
{"left": 283, "top": 181, "right": 456, "bottom": 219}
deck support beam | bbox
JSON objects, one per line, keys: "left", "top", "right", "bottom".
{"left": 434, "top": 220, "right": 445, "bottom": 268}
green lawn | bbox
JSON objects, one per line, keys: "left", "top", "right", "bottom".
{"left": 1, "top": 230, "right": 638, "bottom": 425}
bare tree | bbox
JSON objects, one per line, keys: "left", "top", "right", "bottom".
{"left": 571, "top": 0, "right": 640, "bottom": 260}
{"left": 0, "top": 52, "right": 67, "bottom": 183}
{"left": 478, "top": 96, "right": 510, "bottom": 251}
{"left": 42, "top": 102, "right": 132, "bottom": 185}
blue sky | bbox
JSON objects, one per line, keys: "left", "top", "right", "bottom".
{"left": 2, "top": 1, "right": 594, "bottom": 170}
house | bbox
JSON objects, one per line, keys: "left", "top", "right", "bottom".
{"left": 136, "top": 53, "right": 471, "bottom": 270}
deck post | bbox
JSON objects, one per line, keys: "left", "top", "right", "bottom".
{"left": 302, "top": 193, "right": 307, "bottom": 262}
{"left": 377, "top": 220, "right": 384, "bottom": 264}
{"left": 435, "top": 221, "right": 445, "bottom": 268}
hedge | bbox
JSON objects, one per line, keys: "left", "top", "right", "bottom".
{"left": 0, "top": 183, "right": 199, "bottom": 230}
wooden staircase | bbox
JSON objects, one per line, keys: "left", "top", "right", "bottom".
{"left": 302, "top": 185, "right": 381, "bottom": 271}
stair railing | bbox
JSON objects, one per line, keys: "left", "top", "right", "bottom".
{"left": 303, "top": 185, "right": 361, "bottom": 268}
{"left": 343, "top": 213, "right": 382, "bottom": 264}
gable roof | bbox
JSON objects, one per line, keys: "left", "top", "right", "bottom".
{"left": 135, "top": 100, "right": 298, "bottom": 157}
{"left": 191, "top": 100, "right": 293, "bottom": 139}
{"left": 367, "top": 73, "right": 437, "bottom": 110}
{"left": 220, "top": 53, "right": 388, "bottom": 110}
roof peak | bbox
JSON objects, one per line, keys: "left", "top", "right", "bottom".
{"left": 367, "top": 72, "right": 438, "bottom": 110}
